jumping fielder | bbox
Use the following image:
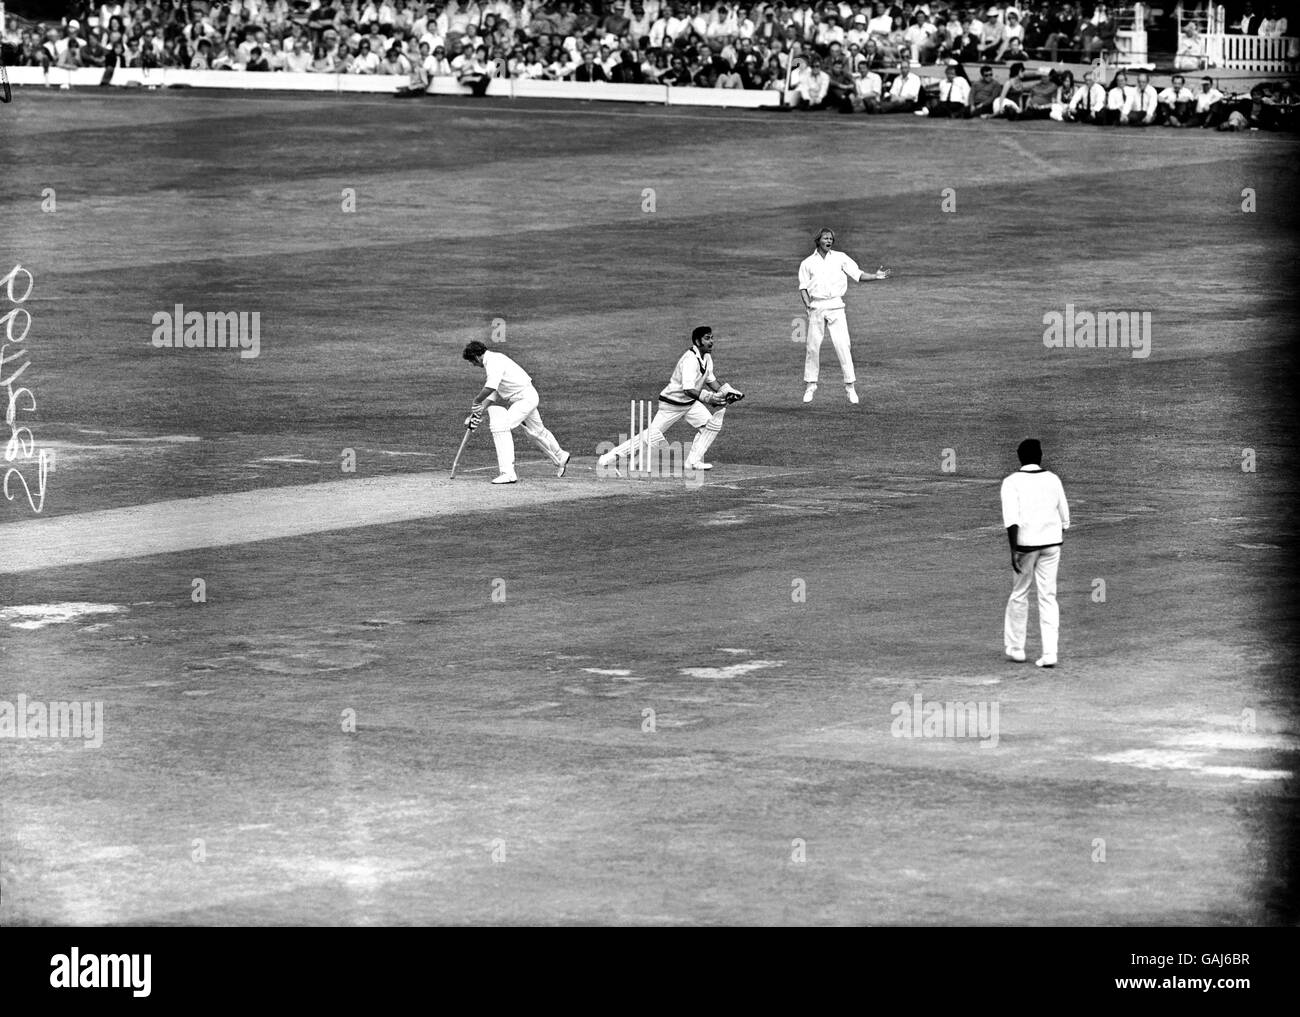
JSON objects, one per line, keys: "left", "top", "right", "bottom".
{"left": 462, "top": 341, "right": 571, "bottom": 484}
{"left": 798, "top": 227, "right": 890, "bottom": 404}
{"left": 596, "top": 326, "right": 743, "bottom": 473}
{"left": 1001, "top": 438, "right": 1070, "bottom": 668}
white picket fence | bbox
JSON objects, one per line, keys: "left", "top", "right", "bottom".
{"left": 1202, "top": 33, "right": 1298, "bottom": 72}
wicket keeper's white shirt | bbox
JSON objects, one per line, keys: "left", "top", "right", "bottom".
{"left": 660, "top": 348, "right": 716, "bottom": 406}
{"left": 1000, "top": 466, "right": 1070, "bottom": 549}
{"left": 481, "top": 350, "right": 532, "bottom": 401}
{"left": 799, "top": 250, "right": 864, "bottom": 309}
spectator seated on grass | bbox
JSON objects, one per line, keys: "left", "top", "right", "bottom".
{"left": 1101, "top": 68, "right": 1132, "bottom": 126}
{"left": 1048, "top": 69, "right": 1076, "bottom": 121}
{"left": 794, "top": 53, "right": 830, "bottom": 108}
{"left": 1187, "top": 75, "right": 1224, "bottom": 127}
{"left": 969, "top": 61, "right": 1000, "bottom": 116}
{"left": 852, "top": 54, "right": 883, "bottom": 111}
{"left": 1068, "top": 70, "right": 1107, "bottom": 124}
{"left": 1157, "top": 74, "right": 1194, "bottom": 126}
{"left": 924, "top": 59, "right": 970, "bottom": 118}
{"left": 1121, "top": 70, "right": 1158, "bottom": 126}
{"left": 825, "top": 52, "right": 856, "bottom": 110}
{"left": 871, "top": 53, "right": 922, "bottom": 112}
{"left": 1250, "top": 79, "right": 1300, "bottom": 131}
{"left": 991, "top": 61, "right": 1035, "bottom": 118}
{"left": 1018, "top": 67, "right": 1061, "bottom": 120}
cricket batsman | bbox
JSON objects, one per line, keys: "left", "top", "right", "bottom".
{"left": 798, "top": 227, "right": 890, "bottom": 404}
{"left": 596, "top": 325, "right": 743, "bottom": 473}
{"left": 462, "top": 341, "right": 571, "bottom": 484}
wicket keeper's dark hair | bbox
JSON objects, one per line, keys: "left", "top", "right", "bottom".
{"left": 462, "top": 340, "right": 488, "bottom": 362}
{"left": 1017, "top": 439, "right": 1043, "bottom": 465}
{"left": 691, "top": 326, "right": 713, "bottom": 344}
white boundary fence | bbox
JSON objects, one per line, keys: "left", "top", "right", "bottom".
{"left": 4, "top": 65, "right": 783, "bottom": 108}
{"left": 1202, "top": 34, "right": 1298, "bottom": 72}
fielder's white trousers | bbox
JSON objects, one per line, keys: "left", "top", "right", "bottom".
{"left": 487, "top": 385, "right": 563, "bottom": 473}
{"left": 1004, "top": 545, "right": 1061, "bottom": 658}
{"left": 804, "top": 305, "right": 855, "bottom": 384}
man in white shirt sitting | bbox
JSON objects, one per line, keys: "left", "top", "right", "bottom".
{"left": 853, "top": 55, "right": 883, "bottom": 112}
{"left": 1121, "top": 70, "right": 1158, "bottom": 125}
{"left": 924, "top": 59, "right": 969, "bottom": 117}
{"left": 794, "top": 53, "right": 831, "bottom": 109}
{"left": 1157, "top": 74, "right": 1194, "bottom": 125}
{"left": 1068, "top": 70, "right": 1107, "bottom": 124}
{"left": 870, "top": 54, "right": 923, "bottom": 113}
{"left": 1188, "top": 75, "right": 1225, "bottom": 127}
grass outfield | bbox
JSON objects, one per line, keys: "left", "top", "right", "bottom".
{"left": 0, "top": 90, "right": 1297, "bottom": 925}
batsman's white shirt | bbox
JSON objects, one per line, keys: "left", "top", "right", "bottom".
{"left": 1000, "top": 465, "right": 1070, "bottom": 548}
{"left": 481, "top": 350, "right": 532, "bottom": 401}
{"left": 660, "top": 348, "right": 716, "bottom": 405}
{"left": 799, "top": 250, "right": 864, "bottom": 309}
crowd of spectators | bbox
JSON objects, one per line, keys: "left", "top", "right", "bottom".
{"left": 0, "top": 1, "right": 1294, "bottom": 126}
{"left": 805, "top": 56, "right": 1296, "bottom": 130}
{"left": 0, "top": 2, "right": 1292, "bottom": 85}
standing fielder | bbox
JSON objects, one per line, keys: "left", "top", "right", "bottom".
{"left": 799, "top": 227, "right": 890, "bottom": 404}
{"left": 1001, "top": 438, "right": 1071, "bottom": 668}
{"left": 596, "top": 326, "right": 743, "bottom": 473}
{"left": 462, "top": 341, "right": 571, "bottom": 484}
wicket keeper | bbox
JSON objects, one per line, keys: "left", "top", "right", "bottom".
{"left": 597, "top": 326, "right": 743, "bottom": 474}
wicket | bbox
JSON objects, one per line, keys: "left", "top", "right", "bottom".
{"left": 628, "top": 398, "right": 654, "bottom": 475}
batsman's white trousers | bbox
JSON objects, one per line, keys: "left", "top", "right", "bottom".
{"left": 486, "top": 385, "right": 563, "bottom": 471}
{"left": 1004, "top": 545, "right": 1061, "bottom": 658}
{"left": 804, "top": 305, "right": 856, "bottom": 384}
